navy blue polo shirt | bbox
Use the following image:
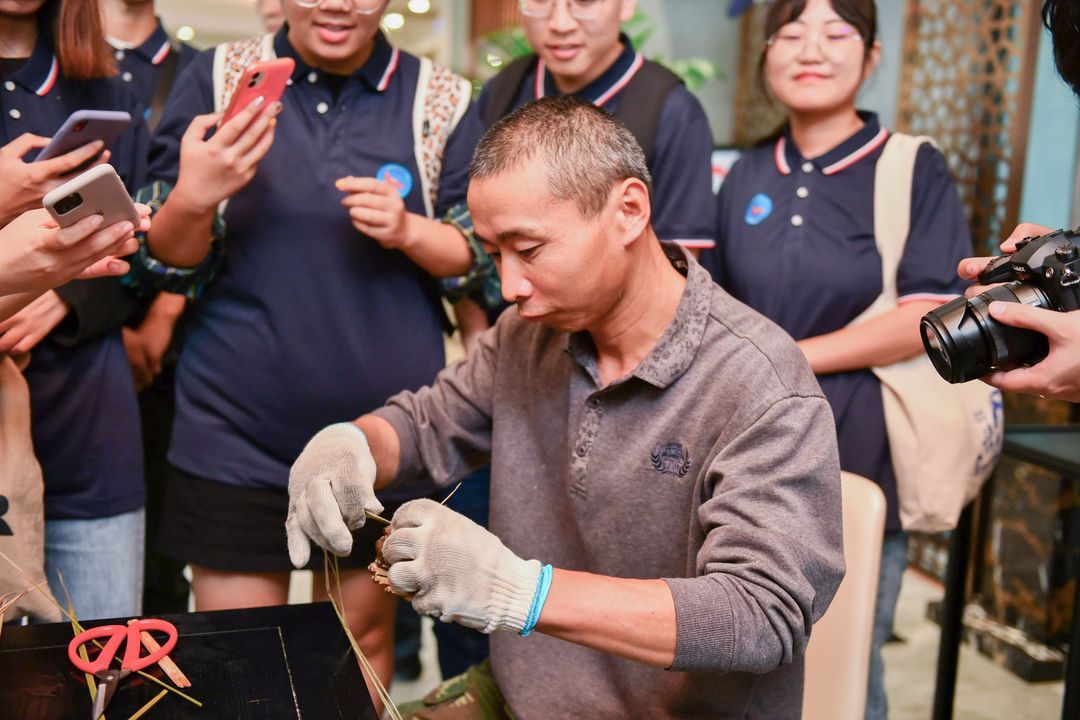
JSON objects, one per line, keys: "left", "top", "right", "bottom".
{"left": 702, "top": 112, "right": 971, "bottom": 530}
{"left": 106, "top": 19, "right": 196, "bottom": 125}
{"left": 477, "top": 35, "right": 716, "bottom": 249}
{"left": 1, "top": 25, "right": 148, "bottom": 519}
{"left": 146, "top": 27, "right": 483, "bottom": 492}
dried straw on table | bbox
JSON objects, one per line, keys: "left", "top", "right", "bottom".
{"left": 323, "top": 551, "right": 403, "bottom": 720}
{"left": 0, "top": 550, "right": 203, "bottom": 712}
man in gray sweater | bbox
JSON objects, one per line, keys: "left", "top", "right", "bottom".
{"left": 286, "top": 96, "right": 845, "bottom": 719}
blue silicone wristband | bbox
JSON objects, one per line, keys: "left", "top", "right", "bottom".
{"left": 519, "top": 564, "right": 553, "bottom": 637}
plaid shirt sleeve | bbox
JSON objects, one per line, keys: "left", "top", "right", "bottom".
{"left": 438, "top": 202, "right": 502, "bottom": 311}
{"left": 121, "top": 180, "right": 226, "bottom": 300}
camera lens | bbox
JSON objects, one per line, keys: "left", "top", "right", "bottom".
{"left": 53, "top": 192, "right": 83, "bottom": 215}
{"left": 72, "top": 120, "right": 87, "bottom": 133}
{"left": 248, "top": 71, "right": 263, "bottom": 88}
{"left": 921, "top": 281, "right": 1051, "bottom": 383}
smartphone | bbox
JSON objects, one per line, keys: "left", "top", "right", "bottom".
{"left": 34, "top": 109, "right": 132, "bottom": 164}
{"left": 221, "top": 58, "right": 295, "bottom": 125}
{"left": 42, "top": 164, "right": 140, "bottom": 230}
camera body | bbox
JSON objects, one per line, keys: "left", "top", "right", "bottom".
{"left": 921, "top": 228, "right": 1080, "bottom": 383}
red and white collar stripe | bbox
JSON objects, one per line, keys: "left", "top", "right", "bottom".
{"left": 822, "top": 127, "right": 889, "bottom": 175}
{"left": 534, "top": 52, "right": 645, "bottom": 108}
{"left": 150, "top": 39, "right": 171, "bottom": 65}
{"left": 774, "top": 128, "right": 890, "bottom": 176}
{"left": 35, "top": 55, "right": 58, "bottom": 96}
{"left": 376, "top": 47, "right": 400, "bottom": 92}
{"left": 774, "top": 137, "right": 792, "bottom": 175}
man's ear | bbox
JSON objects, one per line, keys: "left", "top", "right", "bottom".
{"left": 611, "top": 177, "right": 651, "bottom": 247}
{"left": 619, "top": 0, "right": 638, "bottom": 23}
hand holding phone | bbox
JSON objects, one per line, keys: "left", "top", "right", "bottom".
{"left": 221, "top": 58, "right": 294, "bottom": 126}
{"left": 34, "top": 109, "right": 131, "bottom": 164}
{"left": 42, "top": 164, "right": 140, "bottom": 230}
{"left": 0, "top": 132, "right": 114, "bottom": 226}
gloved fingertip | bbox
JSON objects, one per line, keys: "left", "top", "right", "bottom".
{"left": 329, "top": 534, "right": 354, "bottom": 558}
{"left": 287, "top": 539, "right": 310, "bottom": 569}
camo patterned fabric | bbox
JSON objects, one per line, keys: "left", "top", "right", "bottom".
{"left": 398, "top": 660, "right": 516, "bottom": 720}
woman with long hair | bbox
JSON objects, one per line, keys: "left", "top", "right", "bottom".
{"left": 702, "top": 1, "right": 972, "bottom": 716}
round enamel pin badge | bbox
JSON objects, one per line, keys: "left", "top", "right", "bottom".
{"left": 376, "top": 163, "right": 413, "bottom": 198}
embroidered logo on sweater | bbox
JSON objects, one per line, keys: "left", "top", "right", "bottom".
{"left": 651, "top": 443, "right": 691, "bottom": 477}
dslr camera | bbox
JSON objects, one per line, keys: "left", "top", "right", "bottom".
{"left": 921, "top": 228, "right": 1080, "bottom": 383}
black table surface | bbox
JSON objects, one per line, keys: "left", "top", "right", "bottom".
{"left": 1002, "top": 424, "right": 1080, "bottom": 477}
{"left": 0, "top": 602, "right": 377, "bottom": 719}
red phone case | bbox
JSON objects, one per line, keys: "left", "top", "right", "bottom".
{"left": 221, "top": 58, "right": 295, "bottom": 125}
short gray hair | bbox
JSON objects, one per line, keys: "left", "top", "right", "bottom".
{"left": 470, "top": 95, "right": 653, "bottom": 219}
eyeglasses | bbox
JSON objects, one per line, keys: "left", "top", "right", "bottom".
{"left": 766, "top": 22, "right": 864, "bottom": 61}
{"left": 292, "top": 0, "right": 386, "bottom": 15}
{"left": 520, "top": 0, "right": 607, "bottom": 22}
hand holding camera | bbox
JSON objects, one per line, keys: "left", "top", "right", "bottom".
{"left": 922, "top": 224, "right": 1080, "bottom": 402}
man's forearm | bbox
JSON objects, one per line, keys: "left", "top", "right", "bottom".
{"left": 535, "top": 569, "right": 677, "bottom": 668}
{"left": 355, "top": 414, "right": 402, "bottom": 489}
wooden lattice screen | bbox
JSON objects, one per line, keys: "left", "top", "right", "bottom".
{"left": 896, "top": 0, "right": 1042, "bottom": 254}
{"left": 471, "top": 0, "right": 520, "bottom": 44}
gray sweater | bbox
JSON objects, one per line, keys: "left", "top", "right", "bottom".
{"left": 374, "top": 249, "right": 845, "bottom": 719}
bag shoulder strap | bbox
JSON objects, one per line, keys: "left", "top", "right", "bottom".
{"left": 413, "top": 56, "right": 472, "bottom": 218}
{"left": 147, "top": 41, "right": 181, "bottom": 133}
{"left": 480, "top": 55, "right": 538, "bottom": 128}
{"left": 212, "top": 34, "right": 276, "bottom": 114}
{"left": 611, "top": 59, "right": 682, "bottom": 162}
{"left": 849, "top": 132, "right": 936, "bottom": 325}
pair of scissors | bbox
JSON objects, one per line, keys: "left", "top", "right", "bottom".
{"left": 67, "top": 618, "right": 179, "bottom": 719}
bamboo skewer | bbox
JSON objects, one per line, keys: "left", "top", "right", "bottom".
{"left": 127, "top": 619, "right": 191, "bottom": 688}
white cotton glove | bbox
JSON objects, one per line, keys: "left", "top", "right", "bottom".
{"left": 285, "top": 423, "right": 384, "bottom": 568}
{"left": 383, "top": 499, "right": 543, "bottom": 635}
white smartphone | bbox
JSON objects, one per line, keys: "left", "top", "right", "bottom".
{"left": 42, "top": 164, "right": 140, "bottom": 230}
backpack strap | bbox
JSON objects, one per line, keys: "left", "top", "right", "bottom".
{"left": 212, "top": 34, "right": 275, "bottom": 114}
{"left": 849, "top": 132, "right": 936, "bottom": 325}
{"left": 479, "top": 55, "right": 538, "bottom": 129}
{"left": 147, "top": 41, "right": 181, "bottom": 133}
{"left": 413, "top": 56, "right": 472, "bottom": 218}
{"left": 610, "top": 60, "right": 682, "bottom": 162}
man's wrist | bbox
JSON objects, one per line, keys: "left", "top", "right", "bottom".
{"left": 520, "top": 563, "right": 554, "bottom": 637}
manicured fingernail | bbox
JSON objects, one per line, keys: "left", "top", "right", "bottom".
{"left": 270, "top": 101, "right": 283, "bottom": 115}
{"left": 335, "top": 178, "right": 347, "bottom": 190}
{"left": 88, "top": 214, "right": 104, "bottom": 227}
{"left": 253, "top": 95, "right": 265, "bottom": 107}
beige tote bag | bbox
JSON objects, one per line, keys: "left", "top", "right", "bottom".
{"left": 0, "top": 354, "right": 60, "bottom": 622}
{"left": 848, "top": 133, "right": 1003, "bottom": 533}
